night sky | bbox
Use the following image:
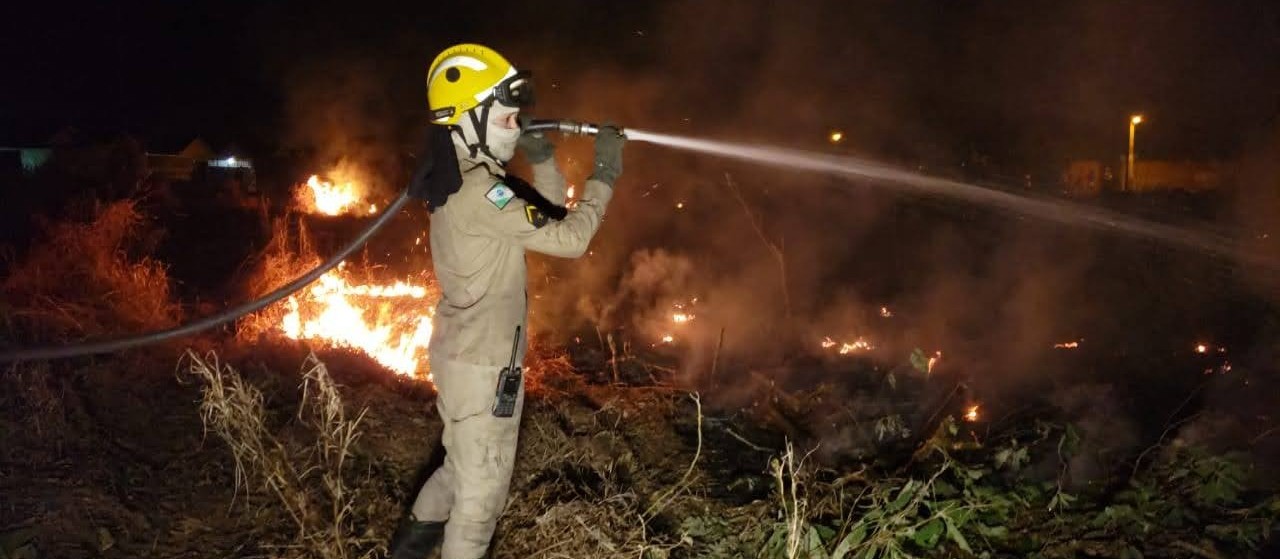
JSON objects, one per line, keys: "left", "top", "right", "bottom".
{"left": 2, "top": 1, "right": 1277, "bottom": 164}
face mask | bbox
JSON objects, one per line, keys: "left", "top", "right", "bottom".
{"left": 484, "top": 106, "right": 521, "bottom": 162}
{"left": 456, "top": 104, "right": 521, "bottom": 164}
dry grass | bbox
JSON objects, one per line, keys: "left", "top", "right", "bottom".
{"left": 2, "top": 199, "right": 178, "bottom": 342}
{"left": 494, "top": 387, "right": 710, "bottom": 559}
{"left": 234, "top": 216, "right": 322, "bottom": 340}
{"left": 771, "top": 441, "right": 815, "bottom": 559}
{"left": 179, "top": 350, "right": 391, "bottom": 559}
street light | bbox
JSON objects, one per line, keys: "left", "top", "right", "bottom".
{"left": 1127, "top": 114, "right": 1143, "bottom": 191}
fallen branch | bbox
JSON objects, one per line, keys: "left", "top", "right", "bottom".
{"left": 644, "top": 393, "right": 703, "bottom": 520}
{"left": 1131, "top": 382, "right": 1207, "bottom": 479}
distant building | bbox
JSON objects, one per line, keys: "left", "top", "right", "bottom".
{"left": 1063, "top": 160, "right": 1105, "bottom": 196}
{"left": 1129, "top": 160, "right": 1230, "bottom": 193}
{"left": 1064, "top": 158, "right": 1231, "bottom": 195}
{"left": 147, "top": 138, "right": 259, "bottom": 201}
{"left": 0, "top": 131, "right": 259, "bottom": 206}
{"left": 0, "top": 147, "right": 53, "bottom": 175}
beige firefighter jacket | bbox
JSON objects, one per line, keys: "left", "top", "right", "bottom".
{"left": 428, "top": 154, "right": 612, "bottom": 368}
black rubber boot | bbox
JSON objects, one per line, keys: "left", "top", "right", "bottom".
{"left": 388, "top": 519, "right": 445, "bottom": 559}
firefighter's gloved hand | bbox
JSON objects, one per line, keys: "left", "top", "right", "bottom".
{"left": 590, "top": 124, "right": 625, "bottom": 187}
{"left": 517, "top": 115, "right": 555, "bottom": 164}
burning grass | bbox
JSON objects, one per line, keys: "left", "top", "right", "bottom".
{"left": 235, "top": 217, "right": 437, "bottom": 379}
{"left": 1, "top": 199, "right": 178, "bottom": 343}
{"left": 294, "top": 161, "right": 379, "bottom": 217}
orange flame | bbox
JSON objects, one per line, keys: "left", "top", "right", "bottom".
{"left": 279, "top": 266, "right": 436, "bottom": 378}
{"left": 820, "top": 336, "right": 874, "bottom": 354}
{"left": 964, "top": 405, "right": 980, "bottom": 422}
{"left": 298, "top": 175, "right": 364, "bottom": 216}
{"left": 927, "top": 351, "right": 942, "bottom": 374}
{"left": 296, "top": 162, "right": 378, "bottom": 216}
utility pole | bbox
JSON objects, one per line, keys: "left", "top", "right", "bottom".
{"left": 1127, "top": 114, "right": 1143, "bottom": 191}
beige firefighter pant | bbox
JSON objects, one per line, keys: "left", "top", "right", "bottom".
{"left": 411, "top": 358, "right": 524, "bottom": 559}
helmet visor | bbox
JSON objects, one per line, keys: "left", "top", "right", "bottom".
{"left": 494, "top": 71, "right": 534, "bottom": 108}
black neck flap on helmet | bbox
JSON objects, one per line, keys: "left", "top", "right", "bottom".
{"left": 407, "top": 125, "right": 463, "bottom": 212}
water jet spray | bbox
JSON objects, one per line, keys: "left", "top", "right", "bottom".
{"left": 528, "top": 119, "right": 1278, "bottom": 271}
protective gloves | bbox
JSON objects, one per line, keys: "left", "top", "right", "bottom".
{"left": 589, "top": 123, "right": 625, "bottom": 187}
{"left": 516, "top": 115, "right": 555, "bottom": 164}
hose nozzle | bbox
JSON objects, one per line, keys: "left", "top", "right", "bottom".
{"left": 524, "top": 119, "right": 619, "bottom": 137}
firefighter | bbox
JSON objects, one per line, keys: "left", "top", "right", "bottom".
{"left": 390, "top": 43, "right": 624, "bottom": 559}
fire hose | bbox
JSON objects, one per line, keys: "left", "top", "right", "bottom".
{"left": 0, "top": 120, "right": 603, "bottom": 363}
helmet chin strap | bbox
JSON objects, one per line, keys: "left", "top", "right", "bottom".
{"left": 455, "top": 98, "right": 502, "bottom": 164}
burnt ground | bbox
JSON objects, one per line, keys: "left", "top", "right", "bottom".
{"left": 0, "top": 338, "right": 800, "bottom": 558}
{"left": 4, "top": 331, "right": 1278, "bottom": 558}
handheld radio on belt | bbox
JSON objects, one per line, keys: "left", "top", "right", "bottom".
{"left": 493, "top": 326, "right": 523, "bottom": 418}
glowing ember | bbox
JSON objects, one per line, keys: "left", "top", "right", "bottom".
{"left": 821, "top": 336, "right": 874, "bottom": 354}
{"left": 927, "top": 351, "right": 942, "bottom": 374}
{"left": 278, "top": 267, "right": 435, "bottom": 378}
{"left": 879, "top": 306, "right": 893, "bottom": 318}
{"left": 661, "top": 335, "right": 675, "bottom": 344}
{"left": 964, "top": 405, "right": 980, "bottom": 422}
{"left": 672, "top": 312, "right": 694, "bottom": 324}
{"left": 1054, "top": 340, "right": 1081, "bottom": 349}
{"left": 828, "top": 130, "right": 845, "bottom": 144}
{"left": 676, "top": 202, "right": 685, "bottom": 209}
{"left": 1195, "top": 344, "right": 1208, "bottom": 354}
{"left": 839, "top": 338, "right": 873, "bottom": 354}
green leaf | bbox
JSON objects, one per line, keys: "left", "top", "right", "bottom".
{"left": 764, "top": 524, "right": 788, "bottom": 556}
{"left": 1048, "top": 490, "right": 1076, "bottom": 512}
{"left": 933, "top": 479, "right": 959, "bottom": 497}
{"left": 831, "top": 522, "right": 867, "bottom": 559}
{"left": 944, "top": 515, "right": 973, "bottom": 552}
{"left": 994, "top": 448, "right": 1012, "bottom": 469}
{"left": 887, "top": 481, "right": 918, "bottom": 513}
{"left": 814, "top": 523, "right": 837, "bottom": 543}
{"left": 976, "top": 524, "right": 1009, "bottom": 538}
{"left": 1061, "top": 424, "right": 1082, "bottom": 455}
{"left": 912, "top": 518, "right": 945, "bottom": 549}
{"left": 910, "top": 348, "right": 929, "bottom": 373}
{"left": 806, "top": 526, "right": 829, "bottom": 558}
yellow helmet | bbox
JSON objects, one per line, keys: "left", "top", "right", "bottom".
{"left": 427, "top": 43, "right": 533, "bottom": 126}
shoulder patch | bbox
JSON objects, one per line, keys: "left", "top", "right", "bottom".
{"left": 485, "top": 182, "right": 515, "bottom": 209}
{"left": 525, "top": 205, "right": 550, "bottom": 228}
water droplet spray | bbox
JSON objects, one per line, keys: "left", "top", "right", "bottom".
{"left": 525, "top": 120, "right": 1275, "bottom": 270}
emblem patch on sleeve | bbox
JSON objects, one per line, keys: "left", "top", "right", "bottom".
{"left": 485, "top": 183, "right": 515, "bottom": 209}
{"left": 525, "top": 205, "right": 549, "bottom": 228}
